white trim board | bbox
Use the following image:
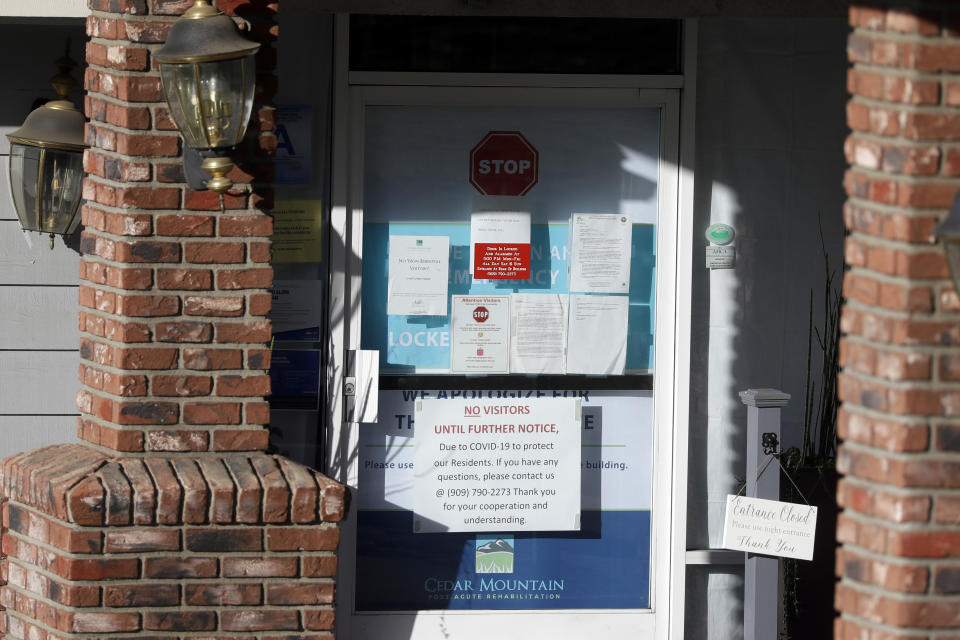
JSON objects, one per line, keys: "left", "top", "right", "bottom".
{"left": 0, "top": 0, "right": 87, "bottom": 18}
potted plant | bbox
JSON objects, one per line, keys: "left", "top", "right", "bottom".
{"left": 780, "top": 230, "right": 842, "bottom": 640}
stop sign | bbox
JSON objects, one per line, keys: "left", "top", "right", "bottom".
{"left": 469, "top": 131, "right": 539, "bottom": 196}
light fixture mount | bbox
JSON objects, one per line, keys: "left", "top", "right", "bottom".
{"left": 934, "top": 191, "right": 960, "bottom": 292}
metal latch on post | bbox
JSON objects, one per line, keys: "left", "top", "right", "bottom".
{"left": 762, "top": 432, "right": 779, "bottom": 455}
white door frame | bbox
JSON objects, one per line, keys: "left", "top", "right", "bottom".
{"left": 324, "top": 14, "right": 697, "bottom": 640}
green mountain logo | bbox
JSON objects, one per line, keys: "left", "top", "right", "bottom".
{"left": 475, "top": 536, "right": 514, "bottom": 574}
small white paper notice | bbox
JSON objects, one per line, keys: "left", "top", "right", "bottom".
{"left": 566, "top": 295, "right": 628, "bottom": 375}
{"left": 450, "top": 295, "right": 510, "bottom": 374}
{"left": 569, "top": 213, "right": 632, "bottom": 294}
{"left": 387, "top": 235, "right": 449, "bottom": 316}
{"left": 510, "top": 294, "right": 567, "bottom": 374}
{"left": 706, "top": 245, "right": 736, "bottom": 269}
{"left": 721, "top": 495, "right": 818, "bottom": 561}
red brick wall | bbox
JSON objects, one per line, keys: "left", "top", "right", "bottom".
{"left": 0, "top": 0, "right": 345, "bottom": 637}
{"left": 0, "top": 446, "right": 344, "bottom": 638}
{"left": 837, "top": 4, "right": 960, "bottom": 638}
{"left": 77, "top": 0, "right": 279, "bottom": 454}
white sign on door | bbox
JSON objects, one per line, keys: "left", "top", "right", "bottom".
{"left": 413, "top": 397, "right": 582, "bottom": 533}
{"left": 450, "top": 295, "right": 510, "bottom": 373}
{"left": 387, "top": 235, "right": 449, "bottom": 316}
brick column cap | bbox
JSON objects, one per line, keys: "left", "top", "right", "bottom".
{"left": 0, "top": 444, "right": 344, "bottom": 526}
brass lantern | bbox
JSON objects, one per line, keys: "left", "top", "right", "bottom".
{"left": 7, "top": 50, "right": 87, "bottom": 249}
{"left": 935, "top": 191, "right": 960, "bottom": 291}
{"left": 155, "top": 0, "right": 260, "bottom": 199}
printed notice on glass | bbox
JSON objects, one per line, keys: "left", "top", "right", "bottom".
{"left": 413, "top": 397, "right": 582, "bottom": 533}
{"left": 510, "top": 294, "right": 567, "bottom": 374}
{"left": 722, "top": 495, "right": 818, "bottom": 561}
{"left": 269, "top": 280, "right": 323, "bottom": 335}
{"left": 272, "top": 200, "right": 324, "bottom": 263}
{"left": 566, "top": 295, "right": 629, "bottom": 375}
{"left": 569, "top": 213, "right": 633, "bottom": 293}
{"left": 387, "top": 236, "right": 449, "bottom": 316}
{"left": 274, "top": 104, "right": 312, "bottom": 185}
{"left": 450, "top": 295, "right": 510, "bottom": 374}
{"left": 470, "top": 211, "right": 531, "bottom": 280}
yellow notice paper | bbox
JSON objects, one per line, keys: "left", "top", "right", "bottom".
{"left": 271, "top": 200, "right": 323, "bottom": 263}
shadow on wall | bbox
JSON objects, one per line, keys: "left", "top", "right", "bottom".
{"left": 685, "top": 16, "right": 848, "bottom": 640}
{"left": 0, "top": 23, "right": 88, "bottom": 135}
{"left": 0, "top": 23, "right": 88, "bottom": 253}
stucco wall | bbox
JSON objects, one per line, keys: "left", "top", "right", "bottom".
{"left": 685, "top": 15, "right": 848, "bottom": 639}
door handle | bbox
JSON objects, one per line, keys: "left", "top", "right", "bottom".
{"left": 345, "top": 349, "right": 379, "bottom": 423}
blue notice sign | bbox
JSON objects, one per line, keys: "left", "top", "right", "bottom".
{"left": 269, "top": 349, "right": 320, "bottom": 397}
{"left": 274, "top": 104, "right": 313, "bottom": 184}
{"left": 357, "top": 510, "right": 649, "bottom": 610}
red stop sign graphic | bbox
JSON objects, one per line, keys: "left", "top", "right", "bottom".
{"left": 469, "top": 131, "right": 539, "bottom": 196}
{"left": 473, "top": 307, "right": 489, "bottom": 322}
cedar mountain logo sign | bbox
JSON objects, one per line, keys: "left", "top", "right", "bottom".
{"left": 476, "top": 536, "right": 515, "bottom": 573}
{"left": 469, "top": 131, "right": 539, "bottom": 196}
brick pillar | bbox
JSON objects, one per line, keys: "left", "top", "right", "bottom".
{"left": 0, "top": 1, "right": 344, "bottom": 638}
{"left": 836, "top": 4, "right": 960, "bottom": 638}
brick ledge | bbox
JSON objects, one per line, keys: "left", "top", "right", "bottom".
{"left": 0, "top": 444, "right": 345, "bottom": 526}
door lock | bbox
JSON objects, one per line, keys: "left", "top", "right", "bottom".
{"left": 345, "top": 350, "right": 378, "bottom": 423}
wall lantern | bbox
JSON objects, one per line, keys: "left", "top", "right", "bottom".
{"left": 156, "top": 0, "right": 260, "bottom": 205}
{"left": 6, "top": 50, "right": 87, "bottom": 249}
{"left": 935, "top": 191, "right": 960, "bottom": 291}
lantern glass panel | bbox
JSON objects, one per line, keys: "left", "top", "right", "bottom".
{"left": 8, "top": 143, "right": 39, "bottom": 231}
{"left": 160, "top": 56, "right": 255, "bottom": 150}
{"left": 8, "top": 143, "right": 83, "bottom": 234}
{"left": 40, "top": 146, "right": 84, "bottom": 234}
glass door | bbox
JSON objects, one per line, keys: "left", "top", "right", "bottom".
{"left": 330, "top": 86, "right": 683, "bottom": 640}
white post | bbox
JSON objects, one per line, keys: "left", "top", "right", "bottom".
{"left": 739, "top": 388, "right": 789, "bottom": 640}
